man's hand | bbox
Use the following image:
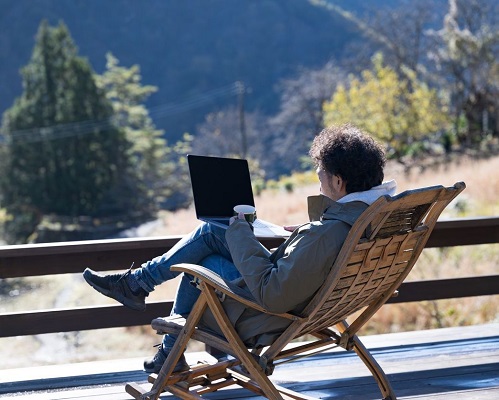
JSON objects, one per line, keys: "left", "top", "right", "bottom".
{"left": 283, "top": 224, "right": 300, "bottom": 232}
{"left": 229, "top": 212, "right": 246, "bottom": 225}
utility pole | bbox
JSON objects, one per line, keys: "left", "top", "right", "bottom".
{"left": 235, "top": 81, "right": 247, "bottom": 158}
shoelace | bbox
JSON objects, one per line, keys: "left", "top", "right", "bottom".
{"left": 116, "top": 262, "right": 149, "bottom": 297}
{"left": 152, "top": 343, "right": 166, "bottom": 362}
{"left": 116, "top": 262, "right": 134, "bottom": 283}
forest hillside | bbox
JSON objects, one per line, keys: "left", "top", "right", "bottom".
{"left": 0, "top": 0, "right": 369, "bottom": 139}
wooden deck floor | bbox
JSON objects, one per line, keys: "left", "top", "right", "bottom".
{"left": 1, "top": 323, "right": 498, "bottom": 399}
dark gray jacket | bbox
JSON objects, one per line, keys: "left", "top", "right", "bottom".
{"left": 199, "top": 195, "right": 369, "bottom": 347}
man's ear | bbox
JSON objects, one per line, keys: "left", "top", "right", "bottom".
{"left": 331, "top": 174, "right": 342, "bottom": 190}
{"left": 332, "top": 174, "right": 348, "bottom": 197}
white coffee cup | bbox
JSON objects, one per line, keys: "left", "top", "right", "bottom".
{"left": 233, "top": 204, "right": 257, "bottom": 223}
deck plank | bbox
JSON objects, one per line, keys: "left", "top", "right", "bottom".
{"left": 1, "top": 323, "right": 498, "bottom": 399}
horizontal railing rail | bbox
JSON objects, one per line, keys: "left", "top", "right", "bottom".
{"left": 0, "top": 217, "right": 498, "bottom": 338}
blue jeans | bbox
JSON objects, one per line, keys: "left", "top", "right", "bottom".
{"left": 133, "top": 222, "right": 244, "bottom": 350}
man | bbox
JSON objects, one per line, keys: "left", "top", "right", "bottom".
{"left": 83, "top": 123, "right": 397, "bottom": 373}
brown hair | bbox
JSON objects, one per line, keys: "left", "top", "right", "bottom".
{"left": 309, "top": 124, "right": 386, "bottom": 193}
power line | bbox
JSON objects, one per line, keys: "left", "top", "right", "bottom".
{"left": 1, "top": 119, "right": 114, "bottom": 144}
{"left": 0, "top": 82, "right": 240, "bottom": 145}
{"left": 149, "top": 83, "right": 239, "bottom": 120}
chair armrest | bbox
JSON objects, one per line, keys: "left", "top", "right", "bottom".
{"left": 171, "top": 263, "right": 299, "bottom": 321}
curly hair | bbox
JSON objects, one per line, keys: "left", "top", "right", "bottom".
{"left": 309, "top": 124, "right": 386, "bottom": 193}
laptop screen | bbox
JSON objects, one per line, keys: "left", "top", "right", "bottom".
{"left": 187, "top": 155, "right": 255, "bottom": 219}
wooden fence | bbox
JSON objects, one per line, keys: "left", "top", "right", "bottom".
{"left": 1, "top": 217, "right": 498, "bottom": 338}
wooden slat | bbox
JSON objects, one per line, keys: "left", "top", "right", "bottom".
{"left": 0, "top": 236, "right": 285, "bottom": 278}
{"left": 347, "top": 234, "right": 420, "bottom": 266}
{"left": 0, "top": 217, "right": 498, "bottom": 338}
{"left": 0, "top": 301, "right": 173, "bottom": 337}
{"left": 425, "top": 217, "right": 499, "bottom": 247}
{"left": 2, "top": 324, "right": 498, "bottom": 399}
{"left": 0, "top": 218, "right": 497, "bottom": 279}
{"left": 387, "top": 275, "right": 499, "bottom": 303}
{"left": 298, "top": 273, "right": 499, "bottom": 337}
{"left": 0, "top": 237, "right": 183, "bottom": 278}
{"left": 0, "top": 275, "right": 474, "bottom": 338}
{"left": 337, "top": 262, "right": 407, "bottom": 290}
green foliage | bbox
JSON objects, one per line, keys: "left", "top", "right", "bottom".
{"left": 257, "top": 170, "right": 317, "bottom": 194}
{"left": 156, "top": 133, "right": 194, "bottom": 210}
{"left": 0, "top": 21, "right": 135, "bottom": 243}
{"left": 323, "top": 53, "right": 450, "bottom": 160}
{"left": 283, "top": 180, "right": 294, "bottom": 193}
{"left": 96, "top": 53, "right": 168, "bottom": 211}
{"left": 96, "top": 54, "right": 197, "bottom": 212}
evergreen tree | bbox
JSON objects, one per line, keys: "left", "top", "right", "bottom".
{"left": 96, "top": 53, "right": 194, "bottom": 211}
{"left": 0, "top": 21, "right": 134, "bottom": 243}
{"left": 96, "top": 53, "right": 166, "bottom": 211}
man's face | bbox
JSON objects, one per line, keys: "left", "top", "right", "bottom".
{"left": 317, "top": 167, "right": 334, "bottom": 199}
{"left": 317, "top": 167, "right": 344, "bottom": 201}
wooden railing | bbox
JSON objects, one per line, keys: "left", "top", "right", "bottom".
{"left": 1, "top": 217, "right": 498, "bottom": 338}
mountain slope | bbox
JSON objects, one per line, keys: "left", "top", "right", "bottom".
{"left": 0, "top": 0, "right": 365, "bottom": 139}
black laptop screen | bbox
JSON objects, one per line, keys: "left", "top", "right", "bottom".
{"left": 187, "top": 155, "right": 255, "bottom": 218}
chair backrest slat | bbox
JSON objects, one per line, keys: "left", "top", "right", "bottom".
{"left": 300, "top": 229, "right": 424, "bottom": 335}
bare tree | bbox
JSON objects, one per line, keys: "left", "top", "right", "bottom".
{"left": 315, "top": 0, "right": 443, "bottom": 78}
{"left": 192, "top": 105, "right": 270, "bottom": 166}
{"left": 426, "top": 0, "right": 499, "bottom": 144}
{"left": 365, "top": 0, "right": 442, "bottom": 76}
{"left": 268, "top": 62, "right": 346, "bottom": 176}
{"left": 318, "top": 0, "right": 498, "bottom": 147}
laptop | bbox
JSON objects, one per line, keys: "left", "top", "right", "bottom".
{"left": 187, "top": 154, "right": 290, "bottom": 238}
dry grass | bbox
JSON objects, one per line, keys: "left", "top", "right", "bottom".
{"left": 149, "top": 155, "right": 499, "bottom": 236}
{"left": 1, "top": 155, "right": 497, "bottom": 369}
{"left": 392, "top": 155, "right": 499, "bottom": 216}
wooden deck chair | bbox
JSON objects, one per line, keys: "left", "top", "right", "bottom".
{"left": 126, "top": 182, "right": 465, "bottom": 400}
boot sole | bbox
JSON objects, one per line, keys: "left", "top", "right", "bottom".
{"left": 144, "top": 362, "right": 190, "bottom": 374}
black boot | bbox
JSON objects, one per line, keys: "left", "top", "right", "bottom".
{"left": 83, "top": 267, "right": 148, "bottom": 311}
{"left": 143, "top": 344, "right": 189, "bottom": 374}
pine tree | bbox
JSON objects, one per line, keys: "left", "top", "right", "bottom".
{"left": 96, "top": 53, "right": 194, "bottom": 211}
{"left": 96, "top": 53, "right": 166, "bottom": 211}
{"left": 0, "top": 21, "right": 134, "bottom": 243}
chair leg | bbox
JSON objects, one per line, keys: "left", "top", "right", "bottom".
{"left": 336, "top": 321, "right": 396, "bottom": 400}
{"left": 125, "top": 296, "right": 208, "bottom": 400}
{"left": 351, "top": 335, "right": 396, "bottom": 400}
{"left": 202, "top": 282, "right": 285, "bottom": 400}
{"left": 150, "top": 296, "right": 208, "bottom": 399}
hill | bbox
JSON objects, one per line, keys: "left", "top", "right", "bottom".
{"left": 0, "top": 0, "right": 380, "bottom": 141}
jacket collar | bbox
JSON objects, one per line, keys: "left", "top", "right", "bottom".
{"left": 307, "top": 180, "right": 398, "bottom": 227}
{"left": 338, "top": 180, "right": 397, "bottom": 205}
{"left": 307, "top": 195, "right": 366, "bottom": 226}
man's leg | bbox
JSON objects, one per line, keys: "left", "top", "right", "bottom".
{"left": 134, "top": 223, "right": 233, "bottom": 292}
{"left": 83, "top": 222, "right": 232, "bottom": 311}
{"left": 145, "top": 254, "right": 241, "bottom": 373}
{"left": 171, "top": 253, "right": 242, "bottom": 316}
